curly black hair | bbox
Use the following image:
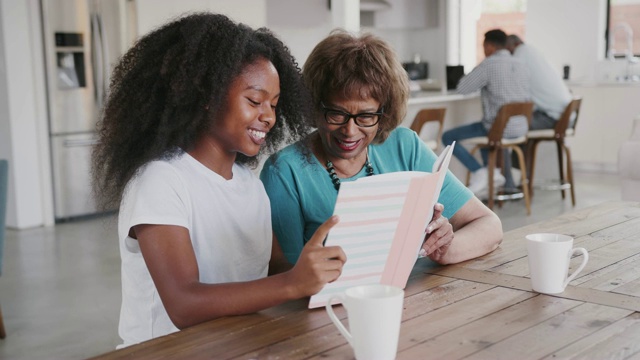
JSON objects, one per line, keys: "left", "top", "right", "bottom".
{"left": 91, "top": 12, "right": 313, "bottom": 210}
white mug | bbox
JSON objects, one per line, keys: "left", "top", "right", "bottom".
{"left": 525, "top": 233, "right": 589, "bottom": 294}
{"left": 325, "top": 284, "right": 404, "bottom": 360}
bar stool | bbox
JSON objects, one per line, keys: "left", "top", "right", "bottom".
{"left": 410, "top": 108, "right": 446, "bottom": 151}
{"left": 526, "top": 97, "right": 582, "bottom": 206}
{"left": 464, "top": 102, "right": 533, "bottom": 214}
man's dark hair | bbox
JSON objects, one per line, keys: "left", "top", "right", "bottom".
{"left": 484, "top": 29, "right": 507, "bottom": 47}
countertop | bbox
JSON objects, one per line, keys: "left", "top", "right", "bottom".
{"left": 408, "top": 90, "right": 480, "bottom": 105}
{"left": 566, "top": 80, "right": 640, "bottom": 87}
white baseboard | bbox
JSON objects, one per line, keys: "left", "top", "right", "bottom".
{"left": 572, "top": 161, "right": 618, "bottom": 174}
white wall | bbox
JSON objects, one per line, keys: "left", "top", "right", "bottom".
{"left": 265, "top": 0, "right": 333, "bottom": 66}
{"left": 526, "top": 0, "right": 607, "bottom": 83}
{"left": 135, "top": 0, "right": 267, "bottom": 37}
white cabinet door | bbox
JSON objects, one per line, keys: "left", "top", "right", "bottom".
{"left": 372, "top": 0, "right": 437, "bottom": 29}
{"left": 135, "top": 0, "right": 267, "bottom": 37}
{"left": 569, "top": 85, "right": 640, "bottom": 172}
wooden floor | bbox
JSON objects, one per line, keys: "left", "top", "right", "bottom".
{"left": 0, "top": 171, "right": 622, "bottom": 360}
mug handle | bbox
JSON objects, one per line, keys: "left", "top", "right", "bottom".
{"left": 564, "top": 247, "right": 589, "bottom": 288}
{"left": 326, "top": 295, "right": 353, "bottom": 347}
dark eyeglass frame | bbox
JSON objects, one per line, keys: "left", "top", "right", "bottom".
{"left": 320, "top": 102, "right": 384, "bottom": 128}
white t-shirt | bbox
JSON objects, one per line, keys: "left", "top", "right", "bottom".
{"left": 117, "top": 152, "right": 272, "bottom": 348}
{"left": 513, "top": 44, "right": 572, "bottom": 120}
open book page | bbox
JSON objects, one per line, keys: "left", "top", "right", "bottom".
{"left": 418, "top": 140, "right": 456, "bottom": 243}
{"left": 308, "top": 142, "right": 455, "bottom": 309}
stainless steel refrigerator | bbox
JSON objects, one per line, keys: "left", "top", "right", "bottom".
{"left": 41, "top": 0, "right": 136, "bottom": 220}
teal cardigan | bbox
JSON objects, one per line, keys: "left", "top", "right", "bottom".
{"left": 260, "top": 127, "right": 473, "bottom": 264}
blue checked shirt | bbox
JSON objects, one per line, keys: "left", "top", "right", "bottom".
{"left": 457, "top": 49, "right": 531, "bottom": 138}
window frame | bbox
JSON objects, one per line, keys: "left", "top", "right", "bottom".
{"left": 606, "top": 0, "right": 640, "bottom": 58}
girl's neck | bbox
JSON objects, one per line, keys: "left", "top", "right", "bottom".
{"left": 188, "top": 141, "right": 235, "bottom": 180}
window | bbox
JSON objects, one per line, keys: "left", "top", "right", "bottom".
{"left": 607, "top": 0, "right": 640, "bottom": 58}
{"left": 451, "top": 0, "right": 526, "bottom": 73}
{"left": 475, "top": 0, "right": 526, "bottom": 64}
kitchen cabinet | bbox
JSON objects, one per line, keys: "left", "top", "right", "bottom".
{"left": 135, "top": 0, "right": 267, "bottom": 36}
{"left": 524, "top": 84, "right": 640, "bottom": 183}
{"left": 370, "top": 0, "right": 438, "bottom": 29}
{"left": 568, "top": 84, "right": 640, "bottom": 173}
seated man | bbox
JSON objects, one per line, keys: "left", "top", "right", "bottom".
{"left": 506, "top": 35, "right": 572, "bottom": 130}
{"left": 442, "top": 29, "right": 531, "bottom": 198}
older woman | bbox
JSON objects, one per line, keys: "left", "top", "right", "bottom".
{"left": 260, "top": 30, "right": 502, "bottom": 266}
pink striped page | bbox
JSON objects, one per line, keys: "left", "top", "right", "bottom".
{"left": 308, "top": 143, "right": 454, "bottom": 309}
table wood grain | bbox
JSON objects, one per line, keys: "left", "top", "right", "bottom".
{"left": 90, "top": 201, "right": 640, "bottom": 360}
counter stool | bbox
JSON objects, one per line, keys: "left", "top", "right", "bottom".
{"left": 410, "top": 107, "right": 446, "bottom": 151}
{"left": 464, "top": 102, "right": 533, "bottom": 214}
{"left": 526, "top": 97, "right": 582, "bottom": 206}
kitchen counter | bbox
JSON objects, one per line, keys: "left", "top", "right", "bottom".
{"left": 403, "top": 90, "right": 481, "bottom": 130}
{"left": 566, "top": 80, "right": 640, "bottom": 87}
{"left": 566, "top": 84, "right": 640, "bottom": 173}
{"left": 403, "top": 90, "right": 482, "bottom": 180}
{"left": 408, "top": 90, "right": 479, "bottom": 105}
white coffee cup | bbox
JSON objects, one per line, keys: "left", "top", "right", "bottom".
{"left": 326, "top": 284, "right": 404, "bottom": 360}
{"left": 525, "top": 233, "right": 589, "bottom": 294}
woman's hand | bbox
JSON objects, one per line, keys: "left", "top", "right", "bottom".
{"left": 287, "top": 216, "right": 346, "bottom": 297}
{"left": 420, "top": 203, "right": 454, "bottom": 263}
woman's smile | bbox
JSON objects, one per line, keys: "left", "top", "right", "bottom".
{"left": 334, "top": 137, "right": 362, "bottom": 152}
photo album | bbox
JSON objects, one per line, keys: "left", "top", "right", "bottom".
{"left": 309, "top": 142, "right": 455, "bottom": 308}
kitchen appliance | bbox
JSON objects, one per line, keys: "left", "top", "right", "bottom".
{"left": 402, "top": 61, "right": 429, "bottom": 80}
{"left": 41, "top": 0, "right": 136, "bottom": 220}
{"left": 402, "top": 53, "right": 428, "bottom": 81}
{"left": 446, "top": 65, "right": 465, "bottom": 90}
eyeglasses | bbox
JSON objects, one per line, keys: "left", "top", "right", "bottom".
{"left": 320, "top": 102, "right": 384, "bottom": 128}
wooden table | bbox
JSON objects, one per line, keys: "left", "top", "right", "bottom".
{"left": 91, "top": 201, "right": 640, "bottom": 359}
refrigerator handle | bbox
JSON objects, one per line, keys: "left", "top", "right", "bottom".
{"left": 90, "top": 0, "right": 109, "bottom": 111}
{"left": 98, "top": 9, "right": 110, "bottom": 104}
{"left": 63, "top": 138, "right": 100, "bottom": 147}
{"left": 90, "top": 11, "right": 104, "bottom": 110}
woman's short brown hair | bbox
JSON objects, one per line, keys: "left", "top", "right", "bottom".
{"left": 303, "top": 29, "right": 409, "bottom": 143}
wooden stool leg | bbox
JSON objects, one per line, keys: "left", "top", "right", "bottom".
{"left": 556, "top": 140, "right": 566, "bottom": 200}
{"left": 466, "top": 146, "right": 481, "bottom": 186}
{"left": 525, "top": 141, "right": 533, "bottom": 184}
{"left": 497, "top": 148, "right": 506, "bottom": 209}
{"left": 512, "top": 145, "right": 531, "bottom": 215}
{"left": 564, "top": 143, "right": 576, "bottom": 206}
{"left": 0, "top": 302, "right": 6, "bottom": 339}
{"left": 487, "top": 149, "right": 497, "bottom": 210}
{"left": 528, "top": 140, "right": 540, "bottom": 197}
